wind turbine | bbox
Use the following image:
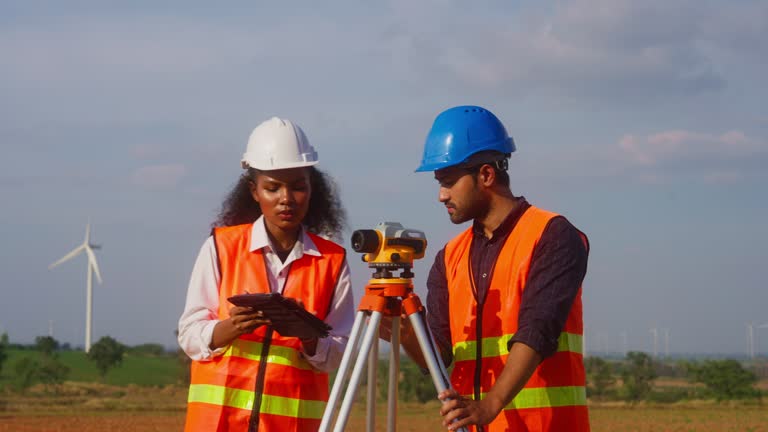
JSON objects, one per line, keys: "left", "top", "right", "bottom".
{"left": 48, "top": 222, "right": 103, "bottom": 353}
{"left": 747, "top": 322, "right": 755, "bottom": 360}
{"left": 757, "top": 323, "right": 768, "bottom": 357}
{"left": 620, "top": 331, "right": 628, "bottom": 356}
{"left": 650, "top": 327, "right": 659, "bottom": 358}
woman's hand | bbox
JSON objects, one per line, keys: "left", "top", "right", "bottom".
{"left": 210, "top": 306, "right": 270, "bottom": 350}
{"left": 284, "top": 297, "right": 319, "bottom": 356}
{"left": 229, "top": 305, "right": 271, "bottom": 336}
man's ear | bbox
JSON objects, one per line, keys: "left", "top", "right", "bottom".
{"left": 478, "top": 164, "right": 496, "bottom": 188}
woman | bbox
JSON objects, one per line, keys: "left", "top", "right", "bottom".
{"left": 178, "top": 117, "right": 354, "bottom": 432}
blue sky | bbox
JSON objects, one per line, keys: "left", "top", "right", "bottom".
{"left": 1, "top": 0, "right": 766, "bottom": 355}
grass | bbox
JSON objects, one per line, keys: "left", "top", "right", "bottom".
{"left": 1, "top": 349, "right": 184, "bottom": 387}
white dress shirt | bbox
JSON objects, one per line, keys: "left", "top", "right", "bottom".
{"left": 177, "top": 216, "right": 354, "bottom": 373}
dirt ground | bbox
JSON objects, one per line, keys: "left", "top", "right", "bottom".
{"left": 1, "top": 383, "right": 766, "bottom": 431}
{"left": 2, "top": 405, "right": 767, "bottom": 432}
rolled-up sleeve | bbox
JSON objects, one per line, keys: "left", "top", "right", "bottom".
{"left": 426, "top": 247, "right": 454, "bottom": 367}
{"left": 177, "top": 236, "right": 227, "bottom": 361}
{"left": 509, "top": 217, "right": 588, "bottom": 358}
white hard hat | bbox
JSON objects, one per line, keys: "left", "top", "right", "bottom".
{"left": 241, "top": 117, "right": 319, "bottom": 170}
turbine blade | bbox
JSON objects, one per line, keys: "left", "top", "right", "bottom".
{"left": 85, "top": 246, "right": 103, "bottom": 284}
{"left": 85, "top": 221, "right": 91, "bottom": 245}
{"left": 759, "top": 323, "right": 768, "bottom": 329}
{"left": 49, "top": 244, "right": 86, "bottom": 269}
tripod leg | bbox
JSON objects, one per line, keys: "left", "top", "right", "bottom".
{"left": 408, "top": 312, "right": 469, "bottom": 432}
{"left": 319, "top": 310, "right": 367, "bottom": 432}
{"left": 332, "top": 310, "right": 384, "bottom": 432}
{"left": 367, "top": 336, "right": 378, "bottom": 432}
{"left": 387, "top": 316, "right": 400, "bottom": 432}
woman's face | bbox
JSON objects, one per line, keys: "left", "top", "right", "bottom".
{"left": 250, "top": 167, "right": 312, "bottom": 235}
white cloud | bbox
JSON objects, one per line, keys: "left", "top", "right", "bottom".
{"left": 620, "top": 129, "right": 764, "bottom": 165}
{"left": 617, "top": 129, "right": 767, "bottom": 183}
{"left": 130, "top": 163, "right": 187, "bottom": 189}
{"left": 383, "top": 0, "right": 768, "bottom": 100}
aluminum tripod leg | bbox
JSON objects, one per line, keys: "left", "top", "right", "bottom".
{"left": 319, "top": 310, "right": 366, "bottom": 432}
{"left": 387, "top": 316, "right": 400, "bottom": 432}
{"left": 409, "top": 311, "right": 469, "bottom": 432}
{"left": 367, "top": 336, "right": 378, "bottom": 432}
{"left": 333, "top": 310, "right": 384, "bottom": 432}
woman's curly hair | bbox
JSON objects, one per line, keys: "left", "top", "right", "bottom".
{"left": 211, "top": 167, "right": 346, "bottom": 238}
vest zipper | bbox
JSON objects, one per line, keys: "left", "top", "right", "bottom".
{"left": 474, "top": 301, "right": 485, "bottom": 432}
{"left": 248, "top": 326, "right": 273, "bottom": 432}
{"left": 468, "top": 237, "right": 498, "bottom": 432}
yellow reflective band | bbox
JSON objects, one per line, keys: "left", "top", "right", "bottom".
{"left": 224, "top": 339, "right": 312, "bottom": 370}
{"left": 464, "top": 386, "right": 587, "bottom": 410}
{"left": 506, "top": 386, "right": 587, "bottom": 410}
{"left": 189, "top": 383, "right": 254, "bottom": 411}
{"left": 260, "top": 392, "right": 326, "bottom": 419}
{"left": 188, "top": 384, "right": 325, "bottom": 419}
{"left": 452, "top": 332, "right": 583, "bottom": 362}
{"left": 557, "top": 332, "right": 583, "bottom": 355}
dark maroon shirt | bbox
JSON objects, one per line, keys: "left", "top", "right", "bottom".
{"left": 426, "top": 197, "right": 589, "bottom": 364}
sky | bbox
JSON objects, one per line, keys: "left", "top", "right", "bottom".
{"left": 1, "top": 0, "right": 767, "bottom": 356}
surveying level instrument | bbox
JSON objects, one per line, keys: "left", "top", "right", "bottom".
{"left": 319, "top": 222, "right": 468, "bottom": 432}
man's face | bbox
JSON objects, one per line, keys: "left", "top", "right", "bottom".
{"left": 434, "top": 166, "right": 487, "bottom": 224}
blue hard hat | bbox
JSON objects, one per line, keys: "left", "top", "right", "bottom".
{"left": 415, "top": 105, "right": 515, "bottom": 172}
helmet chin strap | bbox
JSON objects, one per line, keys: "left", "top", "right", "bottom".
{"left": 495, "top": 158, "right": 508, "bottom": 171}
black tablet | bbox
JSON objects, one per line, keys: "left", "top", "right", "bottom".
{"left": 227, "top": 292, "right": 332, "bottom": 339}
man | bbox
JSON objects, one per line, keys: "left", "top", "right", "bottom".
{"left": 394, "top": 105, "right": 590, "bottom": 431}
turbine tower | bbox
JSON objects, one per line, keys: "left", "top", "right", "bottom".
{"left": 747, "top": 322, "right": 755, "bottom": 360}
{"left": 758, "top": 323, "right": 768, "bottom": 357}
{"left": 49, "top": 222, "right": 103, "bottom": 353}
{"left": 620, "top": 331, "right": 628, "bottom": 356}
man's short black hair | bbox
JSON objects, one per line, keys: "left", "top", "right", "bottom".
{"left": 461, "top": 151, "right": 510, "bottom": 188}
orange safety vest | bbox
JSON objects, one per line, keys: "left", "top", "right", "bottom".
{"left": 445, "top": 206, "right": 590, "bottom": 432}
{"left": 184, "top": 224, "right": 346, "bottom": 432}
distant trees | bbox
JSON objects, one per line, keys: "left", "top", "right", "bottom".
{"left": 13, "top": 335, "right": 69, "bottom": 392}
{"left": 585, "top": 356, "right": 616, "bottom": 398}
{"left": 128, "top": 343, "right": 166, "bottom": 356}
{"left": 0, "top": 332, "right": 9, "bottom": 376}
{"left": 87, "top": 336, "right": 126, "bottom": 378}
{"left": 686, "top": 359, "right": 761, "bottom": 401}
{"left": 374, "top": 357, "right": 437, "bottom": 403}
{"left": 35, "top": 336, "right": 60, "bottom": 355}
{"left": 621, "top": 351, "right": 657, "bottom": 402}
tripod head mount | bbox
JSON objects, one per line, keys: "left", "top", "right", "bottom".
{"left": 351, "top": 222, "right": 427, "bottom": 280}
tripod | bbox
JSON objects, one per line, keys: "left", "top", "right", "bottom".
{"left": 319, "top": 265, "right": 468, "bottom": 432}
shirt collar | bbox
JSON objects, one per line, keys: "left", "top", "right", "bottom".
{"left": 472, "top": 196, "right": 530, "bottom": 241}
{"left": 249, "top": 215, "right": 321, "bottom": 257}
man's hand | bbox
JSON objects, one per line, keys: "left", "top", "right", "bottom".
{"left": 378, "top": 313, "right": 432, "bottom": 368}
{"left": 378, "top": 314, "right": 412, "bottom": 342}
{"left": 438, "top": 389, "right": 503, "bottom": 431}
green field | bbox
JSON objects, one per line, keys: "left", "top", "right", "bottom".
{"left": 1, "top": 349, "right": 184, "bottom": 387}
{"left": 2, "top": 348, "right": 767, "bottom": 432}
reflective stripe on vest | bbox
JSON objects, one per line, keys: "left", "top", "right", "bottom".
{"left": 225, "top": 339, "right": 312, "bottom": 371}
{"left": 184, "top": 223, "right": 345, "bottom": 432}
{"left": 444, "top": 206, "right": 590, "bottom": 431}
{"left": 188, "top": 384, "right": 326, "bottom": 419}
{"left": 453, "top": 331, "right": 583, "bottom": 363}
{"left": 466, "top": 386, "right": 587, "bottom": 410}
